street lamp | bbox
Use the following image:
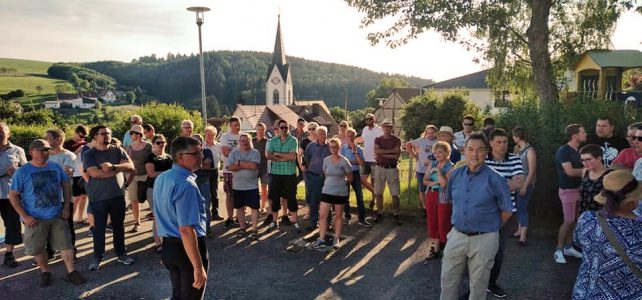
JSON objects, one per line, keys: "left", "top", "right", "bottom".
{"left": 187, "top": 6, "right": 211, "bottom": 129}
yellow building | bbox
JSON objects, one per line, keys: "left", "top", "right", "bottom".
{"left": 573, "top": 49, "right": 642, "bottom": 100}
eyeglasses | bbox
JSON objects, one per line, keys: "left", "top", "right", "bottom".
{"left": 463, "top": 123, "right": 474, "bottom": 126}
{"left": 155, "top": 141, "right": 166, "bottom": 145}
{"left": 280, "top": 126, "right": 288, "bottom": 130}
{"left": 633, "top": 136, "right": 642, "bottom": 142}
{"left": 129, "top": 131, "right": 142, "bottom": 135}
{"left": 98, "top": 132, "right": 112, "bottom": 136}
{"left": 339, "top": 124, "right": 347, "bottom": 128}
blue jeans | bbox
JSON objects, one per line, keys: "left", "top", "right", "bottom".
{"left": 344, "top": 170, "right": 366, "bottom": 222}
{"left": 197, "top": 180, "right": 212, "bottom": 233}
{"left": 90, "top": 196, "right": 127, "bottom": 259}
{"left": 306, "top": 172, "right": 324, "bottom": 225}
{"left": 515, "top": 185, "right": 534, "bottom": 227}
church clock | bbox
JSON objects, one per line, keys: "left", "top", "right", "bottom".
{"left": 271, "top": 77, "right": 281, "bottom": 84}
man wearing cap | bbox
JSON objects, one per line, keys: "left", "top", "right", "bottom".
{"left": 83, "top": 125, "right": 136, "bottom": 271}
{"left": 9, "top": 139, "right": 86, "bottom": 287}
{"left": 440, "top": 132, "right": 513, "bottom": 300}
{"left": 0, "top": 121, "right": 27, "bottom": 268}
{"left": 437, "top": 126, "right": 461, "bottom": 164}
{"left": 123, "top": 115, "right": 142, "bottom": 147}
{"left": 220, "top": 116, "right": 242, "bottom": 228}
{"left": 372, "top": 119, "right": 402, "bottom": 225}
{"left": 153, "top": 136, "right": 209, "bottom": 299}
{"left": 291, "top": 117, "right": 308, "bottom": 144}
{"left": 356, "top": 113, "right": 382, "bottom": 208}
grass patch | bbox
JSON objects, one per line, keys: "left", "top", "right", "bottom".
{"left": 0, "top": 57, "right": 53, "bottom": 75}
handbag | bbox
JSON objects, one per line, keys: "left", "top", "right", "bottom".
{"left": 137, "top": 180, "right": 147, "bottom": 203}
{"left": 596, "top": 213, "right": 642, "bottom": 282}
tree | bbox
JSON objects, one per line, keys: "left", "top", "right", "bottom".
{"left": 329, "top": 106, "right": 347, "bottom": 123}
{"left": 55, "top": 83, "right": 75, "bottom": 94}
{"left": 346, "top": 0, "right": 639, "bottom": 103}
{"left": 126, "top": 91, "right": 136, "bottom": 104}
{"left": 35, "top": 85, "right": 43, "bottom": 94}
{"left": 365, "top": 78, "right": 412, "bottom": 107}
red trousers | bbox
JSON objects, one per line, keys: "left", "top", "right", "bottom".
{"left": 425, "top": 190, "right": 452, "bottom": 243}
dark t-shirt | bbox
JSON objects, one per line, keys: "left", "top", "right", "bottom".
{"left": 586, "top": 135, "right": 628, "bottom": 168}
{"left": 374, "top": 135, "right": 402, "bottom": 166}
{"left": 83, "top": 145, "right": 131, "bottom": 202}
{"left": 252, "top": 137, "right": 268, "bottom": 171}
{"left": 555, "top": 144, "right": 582, "bottom": 189}
{"left": 63, "top": 139, "right": 86, "bottom": 153}
{"left": 145, "top": 153, "right": 173, "bottom": 187}
{"left": 194, "top": 148, "right": 214, "bottom": 182}
{"left": 300, "top": 138, "right": 312, "bottom": 153}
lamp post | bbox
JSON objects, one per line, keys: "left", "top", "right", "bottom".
{"left": 187, "top": 6, "right": 211, "bottom": 129}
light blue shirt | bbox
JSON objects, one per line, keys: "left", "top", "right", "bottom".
{"left": 11, "top": 162, "right": 68, "bottom": 220}
{"left": 122, "top": 132, "right": 132, "bottom": 147}
{"left": 153, "top": 165, "right": 206, "bottom": 238}
{"left": 0, "top": 142, "right": 27, "bottom": 199}
{"left": 447, "top": 164, "right": 513, "bottom": 233}
{"left": 339, "top": 144, "right": 364, "bottom": 172}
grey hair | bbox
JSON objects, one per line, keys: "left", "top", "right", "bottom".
{"left": 316, "top": 126, "right": 328, "bottom": 135}
{"left": 170, "top": 136, "right": 201, "bottom": 162}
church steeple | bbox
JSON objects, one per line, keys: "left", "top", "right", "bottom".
{"left": 266, "top": 14, "right": 293, "bottom": 105}
{"left": 272, "top": 15, "right": 287, "bottom": 67}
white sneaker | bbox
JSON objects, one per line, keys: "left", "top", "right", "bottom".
{"left": 554, "top": 250, "right": 566, "bottom": 264}
{"left": 563, "top": 247, "right": 583, "bottom": 259}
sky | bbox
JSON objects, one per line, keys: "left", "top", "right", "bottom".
{"left": 1, "top": 0, "right": 641, "bottom": 82}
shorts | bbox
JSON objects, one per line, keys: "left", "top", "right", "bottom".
{"left": 321, "top": 193, "right": 348, "bottom": 205}
{"left": 360, "top": 161, "right": 377, "bottom": 177}
{"left": 223, "top": 172, "right": 234, "bottom": 193}
{"left": 258, "top": 169, "right": 269, "bottom": 185}
{"left": 269, "top": 174, "right": 298, "bottom": 212}
{"left": 24, "top": 218, "right": 72, "bottom": 256}
{"left": 416, "top": 172, "right": 427, "bottom": 193}
{"left": 233, "top": 189, "right": 260, "bottom": 209}
{"left": 126, "top": 174, "right": 147, "bottom": 202}
{"left": 375, "top": 166, "right": 400, "bottom": 196}
{"left": 72, "top": 176, "right": 87, "bottom": 197}
{"left": 559, "top": 188, "right": 580, "bottom": 223}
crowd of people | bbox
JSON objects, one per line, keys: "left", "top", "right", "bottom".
{"left": 0, "top": 112, "right": 641, "bottom": 299}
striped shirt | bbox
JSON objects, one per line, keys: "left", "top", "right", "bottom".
{"left": 267, "top": 134, "right": 298, "bottom": 175}
{"left": 485, "top": 153, "right": 524, "bottom": 212}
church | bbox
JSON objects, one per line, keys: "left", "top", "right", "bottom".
{"left": 232, "top": 16, "right": 339, "bottom": 135}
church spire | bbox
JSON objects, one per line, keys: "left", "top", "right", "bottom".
{"left": 272, "top": 15, "right": 287, "bottom": 66}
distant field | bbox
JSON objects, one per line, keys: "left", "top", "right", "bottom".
{"left": 0, "top": 58, "right": 66, "bottom": 105}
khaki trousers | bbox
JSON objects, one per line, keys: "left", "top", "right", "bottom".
{"left": 440, "top": 229, "right": 499, "bottom": 300}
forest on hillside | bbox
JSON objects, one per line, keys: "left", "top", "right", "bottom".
{"left": 80, "top": 51, "right": 432, "bottom": 113}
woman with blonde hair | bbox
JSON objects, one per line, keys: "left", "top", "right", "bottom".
{"left": 423, "top": 141, "right": 454, "bottom": 260}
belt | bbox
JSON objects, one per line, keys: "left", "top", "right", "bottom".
{"left": 458, "top": 230, "right": 487, "bottom": 237}
{"left": 307, "top": 171, "right": 322, "bottom": 176}
{"left": 377, "top": 164, "right": 397, "bottom": 169}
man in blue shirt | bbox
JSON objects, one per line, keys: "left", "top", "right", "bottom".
{"left": 440, "top": 132, "right": 513, "bottom": 300}
{"left": 153, "top": 136, "right": 208, "bottom": 300}
{"left": 302, "top": 126, "right": 331, "bottom": 231}
{"left": 339, "top": 128, "right": 371, "bottom": 227}
{"left": 9, "top": 139, "right": 86, "bottom": 287}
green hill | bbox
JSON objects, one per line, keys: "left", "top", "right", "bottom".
{"left": 0, "top": 58, "right": 67, "bottom": 105}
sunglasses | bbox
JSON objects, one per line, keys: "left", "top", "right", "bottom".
{"left": 632, "top": 136, "right": 642, "bottom": 142}
{"left": 339, "top": 124, "right": 347, "bottom": 128}
{"left": 155, "top": 141, "right": 166, "bottom": 145}
{"left": 280, "top": 126, "right": 288, "bottom": 130}
{"left": 98, "top": 132, "right": 112, "bottom": 136}
{"left": 463, "top": 123, "right": 474, "bottom": 126}
{"left": 129, "top": 131, "right": 142, "bottom": 135}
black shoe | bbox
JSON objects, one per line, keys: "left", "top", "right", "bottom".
{"left": 262, "top": 214, "right": 273, "bottom": 226}
{"left": 487, "top": 283, "right": 506, "bottom": 298}
{"left": 106, "top": 224, "right": 113, "bottom": 232}
{"left": 358, "top": 220, "right": 373, "bottom": 228}
{"left": 3, "top": 255, "right": 18, "bottom": 268}
{"left": 212, "top": 215, "right": 224, "bottom": 221}
{"left": 66, "top": 270, "right": 87, "bottom": 285}
{"left": 518, "top": 240, "right": 527, "bottom": 247}
{"left": 224, "top": 219, "right": 233, "bottom": 228}
{"left": 281, "top": 216, "right": 292, "bottom": 226}
{"left": 40, "top": 272, "right": 52, "bottom": 287}
{"left": 305, "top": 224, "right": 318, "bottom": 232}
{"left": 88, "top": 226, "right": 94, "bottom": 237}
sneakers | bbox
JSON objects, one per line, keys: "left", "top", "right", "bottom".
{"left": 3, "top": 254, "right": 18, "bottom": 268}
{"left": 105, "top": 224, "right": 113, "bottom": 232}
{"left": 554, "top": 250, "right": 566, "bottom": 264}
{"left": 358, "top": 220, "right": 373, "bottom": 228}
{"left": 130, "top": 224, "right": 140, "bottom": 233}
{"left": 262, "top": 214, "right": 274, "bottom": 226}
{"left": 292, "top": 222, "right": 302, "bottom": 233}
{"left": 369, "top": 213, "right": 383, "bottom": 223}
{"left": 332, "top": 238, "right": 341, "bottom": 249}
{"left": 267, "top": 222, "right": 278, "bottom": 232}
{"left": 486, "top": 283, "right": 506, "bottom": 298}
{"left": 312, "top": 238, "right": 327, "bottom": 250}
{"left": 224, "top": 219, "right": 234, "bottom": 228}
{"left": 117, "top": 255, "right": 135, "bottom": 265}
{"left": 281, "top": 216, "right": 293, "bottom": 226}
{"left": 66, "top": 270, "right": 87, "bottom": 285}
{"left": 88, "top": 227, "right": 94, "bottom": 237}
{"left": 88, "top": 257, "right": 103, "bottom": 271}
{"left": 40, "top": 271, "right": 52, "bottom": 287}
{"left": 393, "top": 215, "right": 402, "bottom": 225}
{"left": 564, "top": 246, "right": 583, "bottom": 259}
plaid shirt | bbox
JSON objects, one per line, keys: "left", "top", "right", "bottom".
{"left": 267, "top": 134, "right": 298, "bottom": 175}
